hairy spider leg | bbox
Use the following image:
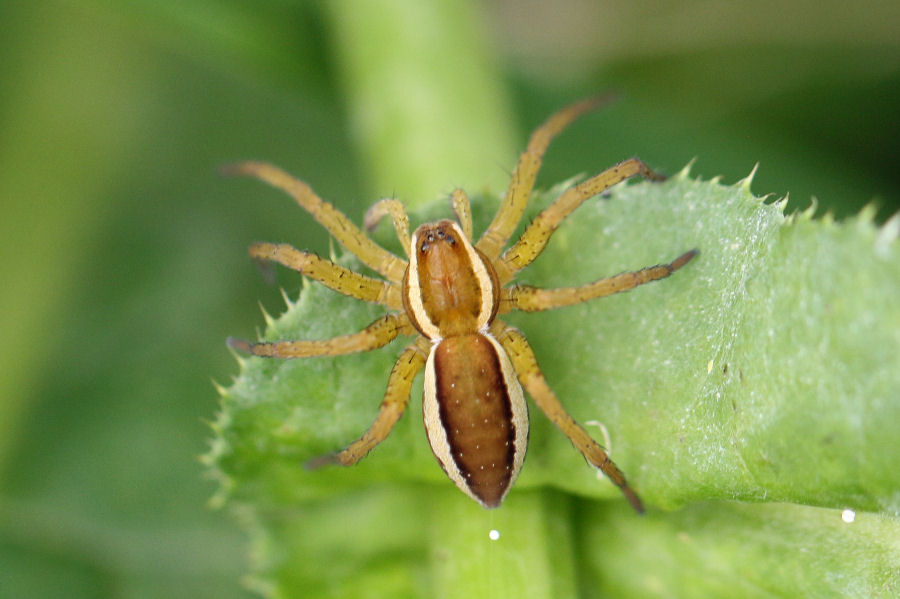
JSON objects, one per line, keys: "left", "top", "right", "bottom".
{"left": 223, "top": 161, "right": 407, "bottom": 282}
{"left": 492, "top": 322, "right": 644, "bottom": 514}
{"left": 307, "top": 338, "right": 429, "bottom": 468}
{"left": 246, "top": 242, "right": 403, "bottom": 309}
{"left": 450, "top": 188, "right": 474, "bottom": 241}
{"left": 227, "top": 312, "right": 411, "bottom": 358}
{"left": 364, "top": 198, "right": 412, "bottom": 257}
{"left": 501, "top": 249, "right": 698, "bottom": 313}
{"left": 496, "top": 157, "right": 665, "bottom": 283}
{"left": 477, "top": 94, "right": 616, "bottom": 260}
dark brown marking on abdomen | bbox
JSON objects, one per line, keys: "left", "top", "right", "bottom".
{"left": 433, "top": 334, "right": 516, "bottom": 507}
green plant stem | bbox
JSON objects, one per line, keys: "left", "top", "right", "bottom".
{"left": 324, "top": 0, "right": 516, "bottom": 205}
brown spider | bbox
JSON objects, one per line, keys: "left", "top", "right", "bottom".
{"left": 227, "top": 96, "right": 697, "bottom": 512}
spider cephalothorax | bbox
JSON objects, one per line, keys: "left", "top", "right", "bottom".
{"left": 228, "top": 96, "right": 697, "bottom": 511}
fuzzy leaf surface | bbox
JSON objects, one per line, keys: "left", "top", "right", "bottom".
{"left": 211, "top": 174, "right": 900, "bottom": 597}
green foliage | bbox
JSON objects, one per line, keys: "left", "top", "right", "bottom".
{"left": 209, "top": 174, "right": 900, "bottom": 597}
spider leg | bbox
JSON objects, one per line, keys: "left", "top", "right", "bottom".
{"left": 502, "top": 249, "right": 697, "bottom": 313}
{"left": 496, "top": 157, "right": 664, "bottom": 283}
{"left": 227, "top": 312, "right": 413, "bottom": 358}
{"left": 477, "top": 94, "right": 616, "bottom": 260}
{"left": 248, "top": 242, "right": 403, "bottom": 310}
{"left": 450, "top": 189, "right": 474, "bottom": 240}
{"left": 364, "top": 198, "right": 412, "bottom": 258}
{"left": 492, "top": 321, "right": 645, "bottom": 513}
{"left": 307, "top": 338, "right": 429, "bottom": 467}
{"left": 223, "top": 161, "right": 407, "bottom": 282}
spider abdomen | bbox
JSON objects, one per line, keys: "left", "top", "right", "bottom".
{"left": 422, "top": 333, "right": 528, "bottom": 508}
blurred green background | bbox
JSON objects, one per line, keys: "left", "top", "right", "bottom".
{"left": 1, "top": 1, "right": 897, "bottom": 597}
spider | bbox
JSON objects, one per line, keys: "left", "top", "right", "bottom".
{"left": 227, "top": 96, "right": 697, "bottom": 512}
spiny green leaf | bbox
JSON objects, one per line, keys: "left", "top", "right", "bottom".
{"left": 209, "top": 173, "right": 899, "bottom": 597}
